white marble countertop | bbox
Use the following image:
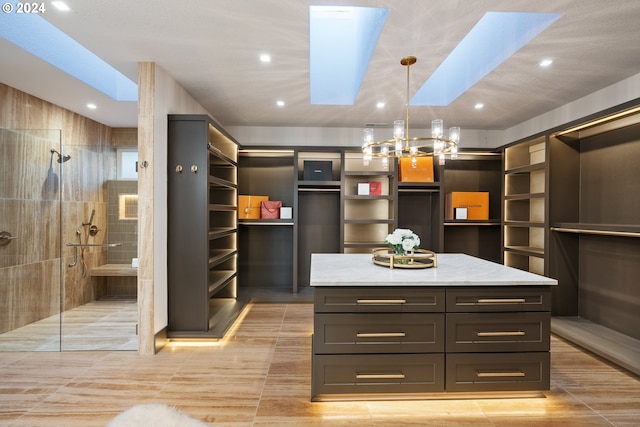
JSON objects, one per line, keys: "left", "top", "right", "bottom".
{"left": 310, "top": 253, "right": 557, "bottom": 287}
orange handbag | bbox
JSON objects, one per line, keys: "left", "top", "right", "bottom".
{"left": 260, "top": 201, "right": 282, "bottom": 219}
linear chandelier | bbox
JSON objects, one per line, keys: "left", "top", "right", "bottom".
{"left": 362, "top": 56, "right": 460, "bottom": 167}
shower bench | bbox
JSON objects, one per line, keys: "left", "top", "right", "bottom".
{"left": 90, "top": 264, "right": 138, "bottom": 277}
{"left": 90, "top": 264, "right": 137, "bottom": 299}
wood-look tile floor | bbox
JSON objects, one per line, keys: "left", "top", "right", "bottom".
{"left": 0, "top": 300, "right": 137, "bottom": 352}
{"left": 1, "top": 302, "right": 639, "bottom": 426}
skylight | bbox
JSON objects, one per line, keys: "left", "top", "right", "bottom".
{"left": 411, "top": 12, "right": 561, "bottom": 106}
{"left": 0, "top": 4, "right": 137, "bottom": 102}
{"left": 309, "top": 6, "right": 389, "bottom": 105}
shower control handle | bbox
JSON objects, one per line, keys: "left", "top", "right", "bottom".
{"left": 0, "top": 231, "right": 18, "bottom": 247}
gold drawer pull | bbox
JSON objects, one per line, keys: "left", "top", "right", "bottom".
{"left": 476, "top": 331, "right": 525, "bottom": 337}
{"left": 356, "top": 372, "right": 406, "bottom": 380}
{"left": 356, "top": 332, "right": 406, "bottom": 338}
{"left": 356, "top": 299, "right": 407, "bottom": 305}
{"left": 476, "top": 370, "right": 526, "bottom": 378}
{"left": 476, "top": 298, "right": 526, "bottom": 304}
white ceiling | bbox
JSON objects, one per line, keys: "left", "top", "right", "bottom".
{"left": 2, "top": 0, "right": 640, "bottom": 131}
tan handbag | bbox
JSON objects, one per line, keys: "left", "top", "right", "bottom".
{"left": 260, "top": 201, "right": 282, "bottom": 219}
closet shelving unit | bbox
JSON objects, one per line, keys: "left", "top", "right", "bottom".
{"left": 295, "top": 150, "right": 342, "bottom": 289}
{"left": 547, "top": 105, "right": 640, "bottom": 375}
{"left": 340, "top": 151, "right": 397, "bottom": 254}
{"left": 237, "top": 149, "right": 296, "bottom": 293}
{"left": 502, "top": 136, "right": 548, "bottom": 275}
{"left": 167, "top": 114, "right": 239, "bottom": 338}
{"left": 442, "top": 152, "right": 502, "bottom": 263}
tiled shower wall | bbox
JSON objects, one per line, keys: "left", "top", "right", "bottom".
{"left": 0, "top": 82, "right": 134, "bottom": 332}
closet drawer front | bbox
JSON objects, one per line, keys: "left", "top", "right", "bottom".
{"left": 313, "top": 353, "right": 445, "bottom": 397}
{"left": 314, "top": 313, "right": 444, "bottom": 354}
{"left": 446, "top": 312, "right": 550, "bottom": 353}
{"left": 315, "top": 287, "right": 445, "bottom": 313}
{"left": 446, "top": 352, "right": 550, "bottom": 392}
{"left": 446, "top": 287, "right": 551, "bottom": 312}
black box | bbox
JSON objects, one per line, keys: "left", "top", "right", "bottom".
{"left": 303, "top": 160, "right": 333, "bottom": 181}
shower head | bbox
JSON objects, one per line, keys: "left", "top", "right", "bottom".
{"left": 50, "top": 148, "right": 71, "bottom": 163}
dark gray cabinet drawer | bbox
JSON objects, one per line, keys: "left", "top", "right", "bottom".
{"left": 446, "top": 312, "right": 550, "bottom": 352}
{"left": 446, "top": 287, "right": 551, "bottom": 312}
{"left": 315, "top": 287, "right": 445, "bottom": 313}
{"left": 314, "top": 313, "right": 444, "bottom": 354}
{"left": 446, "top": 352, "right": 550, "bottom": 392}
{"left": 312, "top": 353, "right": 445, "bottom": 399}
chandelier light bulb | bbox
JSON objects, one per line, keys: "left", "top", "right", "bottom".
{"left": 449, "top": 127, "right": 460, "bottom": 144}
{"left": 431, "top": 119, "right": 443, "bottom": 139}
{"left": 393, "top": 120, "right": 405, "bottom": 139}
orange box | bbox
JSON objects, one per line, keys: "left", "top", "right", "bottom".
{"left": 399, "top": 157, "right": 434, "bottom": 182}
{"left": 238, "top": 195, "right": 268, "bottom": 219}
{"left": 446, "top": 192, "right": 489, "bottom": 220}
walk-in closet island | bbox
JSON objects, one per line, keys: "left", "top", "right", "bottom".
{"left": 310, "top": 253, "right": 557, "bottom": 401}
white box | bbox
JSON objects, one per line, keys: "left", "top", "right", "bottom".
{"left": 357, "top": 182, "right": 370, "bottom": 195}
{"left": 280, "top": 206, "right": 292, "bottom": 219}
{"left": 454, "top": 207, "right": 468, "bottom": 220}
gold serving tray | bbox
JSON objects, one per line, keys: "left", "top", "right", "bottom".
{"left": 371, "top": 248, "right": 437, "bottom": 269}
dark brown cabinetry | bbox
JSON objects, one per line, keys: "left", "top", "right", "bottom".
{"left": 311, "top": 285, "right": 551, "bottom": 400}
{"left": 312, "top": 287, "right": 446, "bottom": 398}
{"left": 237, "top": 149, "right": 295, "bottom": 292}
{"left": 296, "top": 150, "right": 342, "bottom": 288}
{"left": 503, "top": 137, "right": 548, "bottom": 275}
{"left": 238, "top": 147, "right": 502, "bottom": 294}
{"left": 341, "top": 151, "right": 397, "bottom": 253}
{"left": 547, "top": 107, "right": 640, "bottom": 375}
{"left": 167, "top": 115, "right": 239, "bottom": 338}
{"left": 445, "top": 287, "right": 550, "bottom": 392}
{"left": 442, "top": 153, "right": 502, "bottom": 262}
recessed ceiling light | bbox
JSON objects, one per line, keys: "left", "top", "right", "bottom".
{"left": 539, "top": 59, "right": 553, "bottom": 67}
{"left": 87, "top": 103, "right": 97, "bottom": 109}
{"left": 376, "top": 102, "right": 385, "bottom": 109}
{"left": 52, "top": 1, "right": 71, "bottom": 11}
{"left": 474, "top": 103, "right": 484, "bottom": 109}
{"left": 260, "top": 54, "right": 271, "bottom": 63}
{"left": 276, "top": 100, "right": 285, "bottom": 107}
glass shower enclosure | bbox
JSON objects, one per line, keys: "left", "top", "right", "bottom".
{"left": 0, "top": 128, "right": 137, "bottom": 351}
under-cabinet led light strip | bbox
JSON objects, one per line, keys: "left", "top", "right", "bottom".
{"left": 555, "top": 106, "right": 640, "bottom": 136}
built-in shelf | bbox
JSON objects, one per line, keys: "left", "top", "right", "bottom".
{"left": 505, "top": 193, "right": 545, "bottom": 201}
{"left": 298, "top": 180, "right": 341, "bottom": 189}
{"left": 504, "top": 162, "right": 546, "bottom": 175}
{"left": 552, "top": 316, "right": 640, "bottom": 376}
{"left": 550, "top": 223, "right": 640, "bottom": 238}
{"left": 444, "top": 220, "right": 501, "bottom": 226}
{"left": 90, "top": 264, "right": 137, "bottom": 277}
{"left": 503, "top": 137, "right": 548, "bottom": 275}
{"left": 168, "top": 114, "right": 239, "bottom": 339}
{"left": 239, "top": 220, "right": 294, "bottom": 226}
{"left": 546, "top": 107, "right": 640, "bottom": 375}
{"left": 504, "top": 245, "right": 545, "bottom": 256}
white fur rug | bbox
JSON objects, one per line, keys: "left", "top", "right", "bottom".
{"left": 107, "top": 403, "right": 209, "bottom": 427}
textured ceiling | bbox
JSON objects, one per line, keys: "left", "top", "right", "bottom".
{"left": 1, "top": 0, "right": 640, "bottom": 130}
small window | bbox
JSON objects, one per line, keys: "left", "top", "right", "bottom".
{"left": 117, "top": 148, "right": 138, "bottom": 180}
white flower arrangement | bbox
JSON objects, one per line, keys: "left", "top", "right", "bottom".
{"left": 385, "top": 228, "right": 420, "bottom": 255}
